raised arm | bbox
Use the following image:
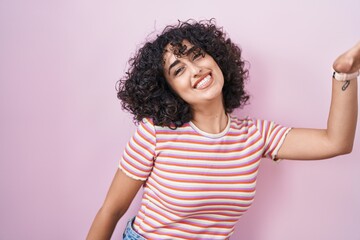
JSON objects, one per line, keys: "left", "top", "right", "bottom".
{"left": 86, "top": 169, "right": 144, "bottom": 240}
{"left": 277, "top": 42, "right": 360, "bottom": 160}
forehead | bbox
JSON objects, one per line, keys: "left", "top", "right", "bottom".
{"left": 163, "top": 40, "right": 194, "bottom": 65}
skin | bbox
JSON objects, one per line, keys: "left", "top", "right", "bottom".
{"left": 86, "top": 41, "right": 359, "bottom": 239}
{"left": 277, "top": 42, "right": 359, "bottom": 160}
{"left": 163, "top": 40, "right": 228, "bottom": 134}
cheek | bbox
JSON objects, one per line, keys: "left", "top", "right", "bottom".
{"left": 165, "top": 78, "right": 187, "bottom": 99}
{"left": 167, "top": 73, "right": 190, "bottom": 89}
{"left": 171, "top": 81, "right": 189, "bottom": 96}
{"left": 216, "top": 66, "right": 225, "bottom": 82}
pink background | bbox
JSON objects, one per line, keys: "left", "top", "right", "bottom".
{"left": 1, "top": 0, "right": 359, "bottom": 239}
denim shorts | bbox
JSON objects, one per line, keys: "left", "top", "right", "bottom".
{"left": 123, "top": 217, "right": 146, "bottom": 240}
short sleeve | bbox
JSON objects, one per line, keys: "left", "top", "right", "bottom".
{"left": 119, "top": 118, "right": 156, "bottom": 181}
{"left": 255, "top": 119, "right": 292, "bottom": 160}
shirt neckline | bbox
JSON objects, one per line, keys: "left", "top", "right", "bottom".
{"left": 189, "top": 114, "right": 231, "bottom": 139}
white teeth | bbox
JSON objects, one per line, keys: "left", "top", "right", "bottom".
{"left": 195, "top": 75, "right": 211, "bottom": 89}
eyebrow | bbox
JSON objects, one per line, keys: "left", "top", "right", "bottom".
{"left": 168, "top": 59, "right": 180, "bottom": 75}
{"left": 167, "top": 46, "right": 197, "bottom": 75}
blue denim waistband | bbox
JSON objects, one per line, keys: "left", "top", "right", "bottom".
{"left": 123, "top": 217, "right": 145, "bottom": 240}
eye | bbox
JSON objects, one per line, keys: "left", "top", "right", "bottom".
{"left": 174, "top": 66, "right": 185, "bottom": 76}
{"left": 192, "top": 49, "right": 205, "bottom": 61}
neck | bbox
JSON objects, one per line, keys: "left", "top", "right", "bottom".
{"left": 191, "top": 100, "right": 228, "bottom": 134}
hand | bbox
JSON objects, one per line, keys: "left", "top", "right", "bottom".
{"left": 333, "top": 41, "right": 360, "bottom": 73}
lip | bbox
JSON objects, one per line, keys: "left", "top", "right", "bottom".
{"left": 193, "top": 73, "right": 212, "bottom": 89}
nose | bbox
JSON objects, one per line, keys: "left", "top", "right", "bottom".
{"left": 187, "top": 61, "right": 202, "bottom": 77}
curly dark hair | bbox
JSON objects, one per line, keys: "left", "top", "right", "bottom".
{"left": 117, "top": 19, "right": 249, "bottom": 128}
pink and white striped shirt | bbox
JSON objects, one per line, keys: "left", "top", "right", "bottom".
{"left": 120, "top": 115, "right": 291, "bottom": 240}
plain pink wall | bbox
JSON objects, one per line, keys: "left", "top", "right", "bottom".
{"left": 1, "top": 0, "right": 359, "bottom": 239}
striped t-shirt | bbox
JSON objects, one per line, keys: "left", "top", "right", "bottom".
{"left": 120, "top": 115, "right": 291, "bottom": 240}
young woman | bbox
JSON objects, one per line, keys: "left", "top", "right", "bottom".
{"left": 87, "top": 19, "right": 359, "bottom": 240}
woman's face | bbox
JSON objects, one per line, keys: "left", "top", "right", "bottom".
{"left": 163, "top": 40, "right": 224, "bottom": 109}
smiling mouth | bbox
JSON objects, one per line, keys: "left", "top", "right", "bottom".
{"left": 194, "top": 74, "right": 212, "bottom": 89}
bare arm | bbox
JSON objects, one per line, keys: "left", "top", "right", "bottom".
{"left": 277, "top": 42, "right": 360, "bottom": 160}
{"left": 86, "top": 169, "right": 144, "bottom": 240}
